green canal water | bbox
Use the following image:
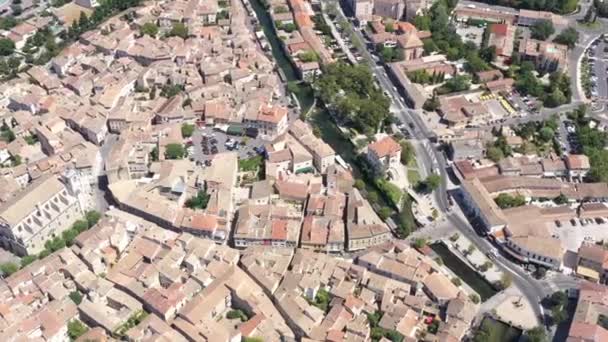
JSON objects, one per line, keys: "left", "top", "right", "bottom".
{"left": 249, "top": 0, "right": 314, "bottom": 112}
{"left": 430, "top": 243, "right": 498, "bottom": 301}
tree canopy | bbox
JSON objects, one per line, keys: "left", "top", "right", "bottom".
{"left": 471, "top": 0, "right": 577, "bottom": 14}
{"left": 315, "top": 63, "right": 390, "bottom": 135}
{"left": 169, "top": 22, "right": 188, "bottom": 39}
{"left": 165, "top": 143, "right": 185, "bottom": 159}
{"left": 0, "top": 38, "right": 15, "bottom": 56}
{"left": 140, "top": 22, "right": 159, "bottom": 37}
{"left": 530, "top": 20, "right": 555, "bottom": 40}
{"left": 553, "top": 27, "right": 579, "bottom": 48}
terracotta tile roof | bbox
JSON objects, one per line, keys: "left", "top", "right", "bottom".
{"left": 368, "top": 136, "right": 401, "bottom": 158}
{"left": 190, "top": 213, "right": 218, "bottom": 232}
{"left": 239, "top": 313, "right": 265, "bottom": 336}
{"left": 271, "top": 219, "right": 288, "bottom": 240}
{"left": 565, "top": 154, "right": 590, "bottom": 170}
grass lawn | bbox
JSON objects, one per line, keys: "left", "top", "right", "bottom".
{"left": 238, "top": 156, "right": 263, "bottom": 172}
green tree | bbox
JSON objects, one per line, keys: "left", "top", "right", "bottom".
{"left": 438, "top": 75, "right": 471, "bottom": 94}
{"left": 424, "top": 173, "right": 441, "bottom": 191}
{"left": 274, "top": 5, "right": 288, "bottom": 13}
{"left": 469, "top": 294, "right": 480, "bottom": 304}
{"left": 526, "top": 326, "right": 548, "bottom": 342}
{"left": 67, "top": 320, "right": 88, "bottom": 340}
{"left": 553, "top": 27, "right": 579, "bottom": 48}
{"left": 378, "top": 206, "right": 392, "bottom": 220}
{"left": 181, "top": 123, "right": 195, "bottom": 138}
{"left": 400, "top": 140, "right": 414, "bottom": 164}
{"left": 544, "top": 88, "right": 567, "bottom": 108}
{"left": 486, "top": 146, "right": 504, "bottom": 162}
{"left": 554, "top": 193, "right": 569, "bottom": 204}
{"left": 165, "top": 143, "right": 185, "bottom": 159}
{"left": 498, "top": 273, "right": 513, "bottom": 289}
{"left": 550, "top": 291, "right": 567, "bottom": 308}
{"left": 69, "top": 291, "right": 83, "bottom": 305}
{"left": 226, "top": 309, "right": 248, "bottom": 321}
{"left": 413, "top": 15, "right": 431, "bottom": 31}
{"left": 451, "top": 277, "right": 462, "bottom": 286}
{"left": 140, "top": 22, "right": 159, "bottom": 37}
{"left": 423, "top": 94, "right": 440, "bottom": 111}
{"left": 465, "top": 52, "right": 490, "bottom": 73}
{"left": 150, "top": 146, "right": 159, "bottom": 161}
{"left": 530, "top": 20, "right": 555, "bottom": 40}
{"left": 0, "top": 262, "right": 19, "bottom": 276}
{"left": 85, "top": 211, "right": 101, "bottom": 228}
{"left": 539, "top": 127, "right": 555, "bottom": 142}
{"left": 0, "top": 38, "right": 15, "bottom": 56}
{"left": 354, "top": 179, "right": 365, "bottom": 190}
{"left": 551, "top": 306, "right": 567, "bottom": 325}
{"left": 494, "top": 193, "right": 526, "bottom": 209}
{"left": 78, "top": 11, "right": 90, "bottom": 31}
{"left": 0, "top": 16, "right": 18, "bottom": 30}
{"left": 298, "top": 50, "right": 318, "bottom": 63}
{"left": 385, "top": 21, "right": 395, "bottom": 32}
{"left": 367, "top": 191, "right": 379, "bottom": 204}
{"left": 72, "top": 220, "right": 89, "bottom": 233}
{"left": 169, "top": 22, "right": 188, "bottom": 39}
{"left": 20, "top": 255, "right": 37, "bottom": 267}
{"left": 413, "top": 238, "right": 427, "bottom": 249}
{"left": 185, "top": 190, "right": 210, "bottom": 209}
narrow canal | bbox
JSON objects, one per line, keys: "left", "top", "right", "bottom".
{"left": 249, "top": 0, "right": 415, "bottom": 235}
{"left": 430, "top": 243, "right": 498, "bottom": 301}
{"left": 249, "top": 0, "right": 314, "bottom": 112}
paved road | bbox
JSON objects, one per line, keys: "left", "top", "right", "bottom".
{"left": 336, "top": 3, "right": 550, "bottom": 322}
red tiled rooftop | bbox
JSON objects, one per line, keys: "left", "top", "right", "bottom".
{"left": 271, "top": 219, "right": 288, "bottom": 240}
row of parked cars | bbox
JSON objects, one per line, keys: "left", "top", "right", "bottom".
{"left": 555, "top": 217, "right": 606, "bottom": 228}
{"left": 587, "top": 37, "right": 607, "bottom": 99}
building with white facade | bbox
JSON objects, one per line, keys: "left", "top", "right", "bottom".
{"left": 0, "top": 175, "right": 83, "bottom": 255}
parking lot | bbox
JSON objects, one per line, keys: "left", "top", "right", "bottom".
{"left": 455, "top": 23, "right": 485, "bottom": 47}
{"left": 586, "top": 37, "right": 608, "bottom": 100}
{"left": 551, "top": 217, "right": 608, "bottom": 254}
{"left": 561, "top": 120, "right": 579, "bottom": 153}
{"left": 189, "top": 126, "right": 268, "bottom": 164}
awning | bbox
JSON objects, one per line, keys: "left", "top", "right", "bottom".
{"left": 577, "top": 266, "right": 600, "bottom": 281}
{"left": 503, "top": 246, "right": 527, "bottom": 262}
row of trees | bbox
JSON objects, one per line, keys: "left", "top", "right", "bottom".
{"left": 472, "top": 0, "right": 577, "bottom": 14}
{"left": 0, "top": 211, "right": 101, "bottom": 277}
{"left": 66, "top": 0, "right": 143, "bottom": 40}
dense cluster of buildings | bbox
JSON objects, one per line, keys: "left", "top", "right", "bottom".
{"left": 0, "top": 211, "right": 295, "bottom": 341}
{"left": 345, "top": 0, "right": 429, "bottom": 23}
{"left": 453, "top": 3, "right": 568, "bottom": 28}
{"left": 566, "top": 281, "right": 608, "bottom": 340}
{"left": 0, "top": 0, "right": 296, "bottom": 255}
{"left": 267, "top": 0, "right": 335, "bottom": 78}
{"left": 0, "top": 208, "right": 483, "bottom": 341}
{"left": 241, "top": 242, "right": 480, "bottom": 341}
{"left": 458, "top": 161, "right": 608, "bottom": 270}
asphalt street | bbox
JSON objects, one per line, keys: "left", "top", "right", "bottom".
{"left": 334, "top": 3, "right": 551, "bottom": 322}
